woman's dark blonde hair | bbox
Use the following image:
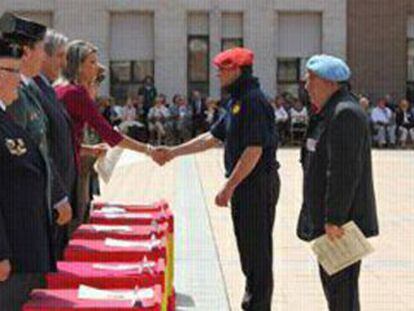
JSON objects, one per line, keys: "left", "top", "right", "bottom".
{"left": 62, "top": 39, "right": 98, "bottom": 83}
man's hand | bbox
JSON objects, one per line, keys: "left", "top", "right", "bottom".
{"left": 150, "top": 146, "right": 175, "bottom": 166}
{"left": 0, "top": 259, "right": 11, "bottom": 282}
{"left": 55, "top": 201, "right": 73, "bottom": 226}
{"left": 325, "top": 223, "right": 345, "bottom": 241}
{"left": 215, "top": 184, "right": 235, "bottom": 207}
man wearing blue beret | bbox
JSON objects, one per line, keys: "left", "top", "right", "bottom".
{"left": 296, "top": 54, "right": 379, "bottom": 311}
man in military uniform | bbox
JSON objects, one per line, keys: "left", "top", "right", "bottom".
{"left": 0, "top": 13, "right": 72, "bottom": 248}
{"left": 153, "top": 48, "right": 280, "bottom": 311}
{"left": 297, "top": 55, "right": 379, "bottom": 311}
{"left": 0, "top": 37, "right": 56, "bottom": 310}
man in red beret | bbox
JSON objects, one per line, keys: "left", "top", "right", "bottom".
{"left": 154, "top": 47, "right": 280, "bottom": 310}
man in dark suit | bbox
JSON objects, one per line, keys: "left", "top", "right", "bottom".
{"left": 297, "top": 55, "right": 379, "bottom": 311}
{"left": 0, "top": 37, "right": 56, "bottom": 310}
{"left": 0, "top": 13, "right": 72, "bottom": 219}
{"left": 33, "top": 29, "right": 77, "bottom": 258}
{"left": 189, "top": 90, "right": 207, "bottom": 136}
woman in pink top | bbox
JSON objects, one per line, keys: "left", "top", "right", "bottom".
{"left": 55, "top": 40, "right": 154, "bottom": 168}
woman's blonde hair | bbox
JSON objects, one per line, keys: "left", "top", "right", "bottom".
{"left": 62, "top": 39, "right": 98, "bottom": 83}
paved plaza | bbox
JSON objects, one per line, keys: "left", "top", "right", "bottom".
{"left": 98, "top": 148, "right": 414, "bottom": 310}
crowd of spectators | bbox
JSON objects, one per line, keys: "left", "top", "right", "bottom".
{"left": 98, "top": 78, "right": 414, "bottom": 149}
{"left": 98, "top": 78, "right": 225, "bottom": 146}
{"left": 359, "top": 95, "right": 414, "bottom": 148}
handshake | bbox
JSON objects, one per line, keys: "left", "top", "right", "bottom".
{"left": 146, "top": 145, "right": 177, "bottom": 166}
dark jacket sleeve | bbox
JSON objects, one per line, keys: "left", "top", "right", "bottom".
{"left": 50, "top": 159, "right": 68, "bottom": 206}
{"left": 0, "top": 209, "right": 11, "bottom": 260}
{"left": 325, "top": 107, "right": 365, "bottom": 225}
{"left": 210, "top": 113, "right": 227, "bottom": 142}
{"left": 241, "top": 96, "right": 268, "bottom": 147}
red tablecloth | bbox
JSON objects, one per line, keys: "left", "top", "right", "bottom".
{"left": 72, "top": 224, "right": 168, "bottom": 241}
{"left": 64, "top": 239, "right": 166, "bottom": 262}
{"left": 92, "top": 201, "right": 170, "bottom": 213}
{"left": 46, "top": 260, "right": 165, "bottom": 290}
{"left": 23, "top": 286, "right": 162, "bottom": 310}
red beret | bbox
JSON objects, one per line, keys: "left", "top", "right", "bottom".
{"left": 213, "top": 47, "right": 254, "bottom": 70}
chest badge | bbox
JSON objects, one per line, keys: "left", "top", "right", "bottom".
{"left": 232, "top": 102, "right": 241, "bottom": 115}
{"left": 5, "top": 138, "right": 27, "bottom": 156}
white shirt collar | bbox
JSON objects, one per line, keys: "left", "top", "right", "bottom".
{"left": 0, "top": 100, "right": 6, "bottom": 111}
{"left": 20, "top": 74, "right": 31, "bottom": 86}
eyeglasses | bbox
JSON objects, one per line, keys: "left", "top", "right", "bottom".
{"left": 0, "top": 67, "right": 20, "bottom": 74}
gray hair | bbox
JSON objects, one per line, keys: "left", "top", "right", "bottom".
{"left": 62, "top": 39, "right": 98, "bottom": 82}
{"left": 44, "top": 29, "right": 68, "bottom": 57}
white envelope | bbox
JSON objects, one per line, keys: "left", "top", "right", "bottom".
{"left": 78, "top": 285, "right": 154, "bottom": 302}
{"left": 104, "top": 238, "right": 161, "bottom": 250}
{"left": 91, "top": 225, "right": 132, "bottom": 232}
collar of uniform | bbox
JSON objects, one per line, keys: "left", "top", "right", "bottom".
{"left": 225, "top": 72, "right": 260, "bottom": 99}
{"left": 0, "top": 100, "right": 6, "bottom": 111}
{"left": 318, "top": 87, "right": 348, "bottom": 119}
{"left": 20, "top": 74, "right": 31, "bottom": 86}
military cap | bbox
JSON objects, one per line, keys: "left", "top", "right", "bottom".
{"left": 0, "top": 12, "right": 46, "bottom": 44}
{"left": 305, "top": 54, "right": 351, "bottom": 82}
{"left": 0, "top": 37, "right": 22, "bottom": 58}
{"left": 213, "top": 47, "right": 254, "bottom": 70}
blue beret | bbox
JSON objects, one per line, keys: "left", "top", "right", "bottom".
{"left": 306, "top": 54, "right": 351, "bottom": 82}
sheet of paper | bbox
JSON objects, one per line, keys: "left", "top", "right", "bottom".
{"left": 94, "top": 147, "right": 124, "bottom": 183}
{"left": 78, "top": 285, "right": 154, "bottom": 302}
{"left": 104, "top": 238, "right": 161, "bottom": 250}
{"left": 100, "top": 213, "right": 154, "bottom": 219}
{"left": 99, "top": 207, "right": 127, "bottom": 214}
{"left": 92, "top": 261, "right": 156, "bottom": 272}
{"left": 91, "top": 225, "right": 132, "bottom": 233}
{"left": 311, "top": 221, "right": 375, "bottom": 276}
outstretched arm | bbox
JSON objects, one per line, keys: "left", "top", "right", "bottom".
{"left": 153, "top": 132, "right": 221, "bottom": 165}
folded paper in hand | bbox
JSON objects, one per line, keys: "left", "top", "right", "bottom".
{"left": 78, "top": 284, "right": 154, "bottom": 303}
{"left": 311, "top": 221, "right": 375, "bottom": 276}
{"left": 94, "top": 147, "right": 123, "bottom": 183}
{"left": 104, "top": 238, "right": 161, "bottom": 250}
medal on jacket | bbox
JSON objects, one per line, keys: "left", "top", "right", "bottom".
{"left": 5, "top": 138, "right": 27, "bottom": 156}
{"left": 232, "top": 101, "right": 241, "bottom": 115}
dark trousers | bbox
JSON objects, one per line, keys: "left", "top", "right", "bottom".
{"left": 0, "top": 273, "right": 45, "bottom": 311}
{"left": 231, "top": 171, "right": 280, "bottom": 311}
{"left": 319, "top": 261, "right": 361, "bottom": 311}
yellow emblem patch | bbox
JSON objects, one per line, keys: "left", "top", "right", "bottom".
{"left": 232, "top": 103, "right": 241, "bottom": 115}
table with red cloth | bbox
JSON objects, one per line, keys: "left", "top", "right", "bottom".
{"left": 46, "top": 260, "right": 165, "bottom": 290}
{"left": 23, "top": 285, "right": 163, "bottom": 311}
{"left": 64, "top": 239, "right": 166, "bottom": 262}
{"left": 71, "top": 224, "right": 168, "bottom": 241}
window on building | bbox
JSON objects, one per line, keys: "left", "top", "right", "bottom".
{"left": 276, "top": 12, "right": 321, "bottom": 99}
{"left": 188, "top": 13, "right": 210, "bottom": 96}
{"left": 221, "top": 13, "right": 243, "bottom": 51}
{"left": 110, "top": 13, "right": 154, "bottom": 103}
{"left": 110, "top": 60, "right": 154, "bottom": 104}
{"left": 277, "top": 58, "right": 308, "bottom": 99}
